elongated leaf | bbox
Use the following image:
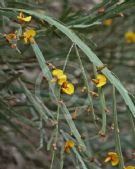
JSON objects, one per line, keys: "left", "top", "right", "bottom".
{"left": 31, "top": 42, "right": 58, "bottom": 100}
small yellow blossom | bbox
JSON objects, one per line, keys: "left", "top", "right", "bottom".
{"left": 51, "top": 68, "right": 74, "bottom": 95}
{"left": 125, "top": 31, "right": 135, "bottom": 43}
{"left": 92, "top": 74, "right": 107, "bottom": 88}
{"left": 104, "top": 152, "right": 119, "bottom": 166}
{"left": 17, "top": 12, "right": 32, "bottom": 24}
{"left": 64, "top": 140, "right": 75, "bottom": 153}
{"left": 23, "top": 29, "right": 36, "bottom": 44}
{"left": 124, "top": 166, "right": 135, "bottom": 169}
{"left": 52, "top": 69, "right": 67, "bottom": 85}
{"left": 61, "top": 81, "right": 74, "bottom": 95}
{"left": 5, "top": 33, "right": 17, "bottom": 42}
{"left": 103, "top": 19, "right": 113, "bottom": 26}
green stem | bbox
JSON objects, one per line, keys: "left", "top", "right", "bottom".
{"left": 49, "top": 103, "right": 60, "bottom": 169}
{"left": 93, "top": 64, "right": 106, "bottom": 135}
{"left": 112, "top": 86, "right": 124, "bottom": 169}
{"left": 63, "top": 43, "right": 74, "bottom": 71}
{"left": 75, "top": 45, "right": 97, "bottom": 128}
{"left": 98, "top": 87, "right": 107, "bottom": 135}
{"left": 50, "top": 151, "right": 55, "bottom": 169}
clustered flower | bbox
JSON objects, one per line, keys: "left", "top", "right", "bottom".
{"left": 52, "top": 69, "right": 74, "bottom": 95}
{"left": 4, "top": 12, "right": 36, "bottom": 49}
{"left": 51, "top": 68, "right": 107, "bottom": 95}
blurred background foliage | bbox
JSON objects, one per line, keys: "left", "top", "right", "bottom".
{"left": 0, "top": 0, "right": 135, "bottom": 169}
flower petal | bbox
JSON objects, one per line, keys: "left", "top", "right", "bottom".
{"left": 17, "top": 12, "right": 32, "bottom": 22}
{"left": 62, "top": 82, "right": 74, "bottom": 95}
{"left": 104, "top": 157, "right": 111, "bottom": 163}
{"left": 64, "top": 140, "right": 75, "bottom": 153}
{"left": 125, "top": 166, "right": 135, "bottom": 169}
{"left": 96, "top": 74, "right": 107, "bottom": 87}
{"left": 23, "top": 16, "right": 32, "bottom": 22}
{"left": 111, "top": 157, "right": 119, "bottom": 166}
{"left": 52, "top": 69, "right": 64, "bottom": 77}
{"left": 23, "top": 29, "right": 36, "bottom": 44}
{"left": 104, "top": 152, "right": 119, "bottom": 166}
{"left": 58, "top": 74, "right": 67, "bottom": 85}
{"left": 108, "top": 152, "right": 119, "bottom": 166}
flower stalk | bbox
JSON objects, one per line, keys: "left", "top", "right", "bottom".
{"left": 112, "top": 85, "right": 124, "bottom": 169}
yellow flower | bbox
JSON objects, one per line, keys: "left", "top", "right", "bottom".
{"left": 23, "top": 29, "right": 36, "bottom": 44}
{"left": 92, "top": 74, "right": 107, "bottom": 88}
{"left": 17, "top": 12, "right": 32, "bottom": 24}
{"left": 125, "top": 31, "right": 135, "bottom": 43}
{"left": 51, "top": 68, "right": 74, "bottom": 95}
{"left": 104, "top": 152, "right": 119, "bottom": 166}
{"left": 5, "top": 33, "right": 17, "bottom": 42}
{"left": 124, "top": 166, "right": 135, "bottom": 169}
{"left": 61, "top": 81, "right": 74, "bottom": 95}
{"left": 103, "top": 19, "right": 113, "bottom": 26}
{"left": 52, "top": 69, "right": 67, "bottom": 85}
{"left": 64, "top": 140, "right": 75, "bottom": 153}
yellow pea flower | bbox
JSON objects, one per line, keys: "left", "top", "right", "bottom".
{"left": 92, "top": 74, "right": 107, "bottom": 88}
{"left": 5, "top": 33, "right": 17, "bottom": 42}
{"left": 61, "top": 81, "right": 74, "bottom": 95}
{"left": 52, "top": 69, "right": 67, "bottom": 85}
{"left": 124, "top": 166, "right": 135, "bottom": 169}
{"left": 64, "top": 140, "right": 75, "bottom": 153}
{"left": 17, "top": 12, "right": 32, "bottom": 24}
{"left": 51, "top": 69, "right": 74, "bottom": 95}
{"left": 104, "top": 152, "right": 119, "bottom": 166}
{"left": 125, "top": 31, "right": 135, "bottom": 43}
{"left": 103, "top": 19, "right": 113, "bottom": 26}
{"left": 23, "top": 29, "right": 36, "bottom": 44}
